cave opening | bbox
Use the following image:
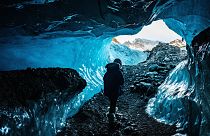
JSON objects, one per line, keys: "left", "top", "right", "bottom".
{"left": 108, "top": 19, "right": 186, "bottom": 65}
{"left": 115, "top": 20, "right": 183, "bottom": 44}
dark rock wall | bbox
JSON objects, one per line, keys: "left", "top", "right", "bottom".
{"left": 0, "top": 68, "right": 87, "bottom": 136}
{"left": 187, "top": 27, "right": 210, "bottom": 135}
{"left": 0, "top": 68, "right": 86, "bottom": 106}
{"left": 0, "top": 0, "right": 209, "bottom": 40}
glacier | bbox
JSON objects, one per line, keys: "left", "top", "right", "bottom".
{"left": 146, "top": 60, "right": 192, "bottom": 130}
{"left": 0, "top": 33, "right": 148, "bottom": 135}
{"left": 0, "top": 0, "right": 210, "bottom": 135}
{"left": 0, "top": 34, "right": 110, "bottom": 135}
{"left": 147, "top": 27, "right": 210, "bottom": 136}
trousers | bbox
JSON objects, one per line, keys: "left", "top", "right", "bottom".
{"left": 109, "top": 98, "right": 117, "bottom": 114}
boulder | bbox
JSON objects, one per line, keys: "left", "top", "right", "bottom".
{"left": 0, "top": 68, "right": 87, "bottom": 135}
{"left": 164, "top": 57, "right": 170, "bottom": 61}
{"left": 168, "top": 64, "right": 176, "bottom": 69}
{"left": 146, "top": 72, "right": 158, "bottom": 77}
{"left": 149, "top": 64, "right": 159, "bottom": 71}
{"left": 0, "top": 68, "right": 86, "bottom": 106}
{"left": 123, "top": 126, "right": 137, "bottom": 135}
{"left": 124, "top": 126, "right": 135, "bottom": 134}
{"left": 130, "top": 85, "right": 136, "bottom": 91}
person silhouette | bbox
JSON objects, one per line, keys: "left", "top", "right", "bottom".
{"left": 103, "top": 58, "right": 124, "bottom": 123}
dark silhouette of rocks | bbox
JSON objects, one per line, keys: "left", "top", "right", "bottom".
{"left": 0, "top": 68, "right": 87, "bottom": 135}
{"left": 0, "top": 68, "right": 86, "bottom": 106}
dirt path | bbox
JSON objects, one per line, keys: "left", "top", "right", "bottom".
{"left": 59, "top": 64, "right": 177, "bottom": 136}
{"left": 59, "top": 85, "right": 176, "bottom": 136}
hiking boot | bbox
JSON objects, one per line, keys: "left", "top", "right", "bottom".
{"left": 107, "top": 113, "right": 116, "bottom": 123}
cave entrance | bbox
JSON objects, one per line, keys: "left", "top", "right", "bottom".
{"left": 115, "top": 20, "right": 184, "bottom": 44}
{"left": 109, "top": 20, "right": 186, "bottom": 65}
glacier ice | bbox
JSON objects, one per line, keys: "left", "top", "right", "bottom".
{"left": 0, "top": 35, "right": 110, "bottom": 135}
{"left": 147, "top": 27, "right": 210, "bottom": 136}
{"left": 147, "top": 60, "right": 192, "bottom": 128}
{"left": 0, "top": 0, "right": 209, "bottom": 135}
{"left": 0, "top": 32, "right": 148, "bottom": 135}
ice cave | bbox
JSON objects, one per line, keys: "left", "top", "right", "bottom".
{"left": 0, "top": 0, "right": 209, "bottom": 136}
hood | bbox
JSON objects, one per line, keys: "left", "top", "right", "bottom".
{"left": 105, "top": 63, "right": 120, "bottom": 72}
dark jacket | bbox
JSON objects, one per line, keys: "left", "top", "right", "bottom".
{"left": 103, "top": 62, "right": 124, "bottom": 99}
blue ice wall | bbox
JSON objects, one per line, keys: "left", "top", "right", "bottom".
{"left": 0, "top": 35, "right": 109, "bottom": 70}
{"left": 0, "top": 33, "right": 147, "bottom": 96}
{"left": 146, "top": 60, "right": 191, "bottom": 127}
{"left": 146, "top": 1, "right": 210, "bottom": 134}
{"left": 164, "top": 16, "right": 210, "bottom": 45}
{"left": 0, "top": 33, "right": 148, "bottom": 135}
{"left": 0, "top": 34, "right": 111, "bottom": 135}
{"left": 0, "top": 34, "right": 111, "bottom": 97}
{"left": 147, "top": 27, "right": 210, "bottom": 136}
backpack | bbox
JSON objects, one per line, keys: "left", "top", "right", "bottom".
{"left": 103, "top": 63, "right": 124, "bottom": 99}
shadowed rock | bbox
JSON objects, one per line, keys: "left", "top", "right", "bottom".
{"left": 0, "top": 68, "right": 87, "bottom": 135}
{"left": 0, "top": 68, "right": 86, "bottom": 106}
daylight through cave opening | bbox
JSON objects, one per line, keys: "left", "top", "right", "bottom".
{"left": 108, "top": 19, "right": 186, "bottom": 65}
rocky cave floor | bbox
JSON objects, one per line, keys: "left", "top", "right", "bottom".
{"left": 58, "top": 43, "right": 188, "bottom": 136}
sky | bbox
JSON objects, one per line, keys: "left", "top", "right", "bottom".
{"left": 116, "top": 20, "right": 182, "bottom": 43}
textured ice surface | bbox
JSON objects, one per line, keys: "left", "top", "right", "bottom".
{"left": 147, "top": 28, "right": 210, "bottom": 135}
{"left": 0, "top": 35, "right": 110, "bottom": 135}
{"left": 0, "top": 33, "right": 148, "bottom": 135}
{"left": 147, "top": 60, "right": 190, "bottom": 127}
{"left": 0, "top": 0, "right": 210, "bottom": 135}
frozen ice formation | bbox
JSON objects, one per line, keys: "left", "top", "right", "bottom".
{"left": 0, "top": 0, "right": 209, "bottom": 135}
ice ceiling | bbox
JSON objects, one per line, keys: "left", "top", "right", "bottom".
{"left": 0, "top": 0, "right": 210, "bottom": 135}
{"left": 0, "top": 0, "right": 209, "bottom": 41}
{"left": 0, "top": 0, "right": 209, "bottom": 70}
